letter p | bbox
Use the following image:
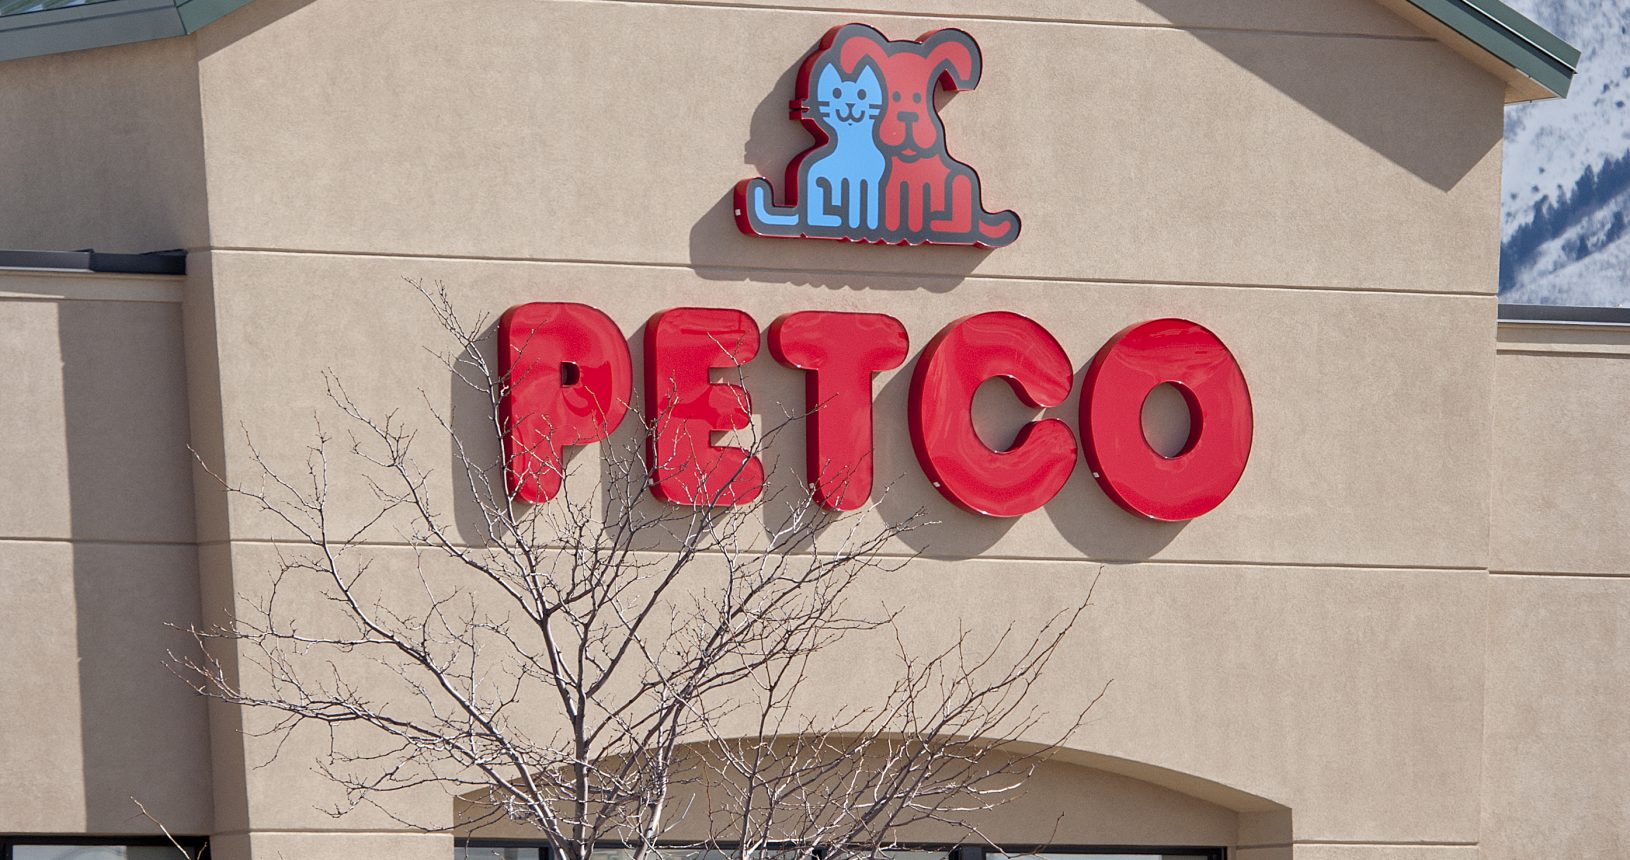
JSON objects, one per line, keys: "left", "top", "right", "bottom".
{"left": 499, "top": 302, "right": 632, "bottom": 504}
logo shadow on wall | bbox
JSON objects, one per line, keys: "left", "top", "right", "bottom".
{"left": 446, "top": 318, "right": 687, "bottom": 551}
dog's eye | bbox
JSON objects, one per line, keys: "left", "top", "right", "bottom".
{"left": 832, "top": 87, "right": 842, "bottom": 99}
{"left": 892, "top": 92, "right": 901, "bottom": 102}
{"left": 913, "top": 92, "right": 923, "bottom": 103}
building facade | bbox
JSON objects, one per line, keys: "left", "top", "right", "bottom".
{"left": 0, "top": 1, "right": 1624, "bottom": 858}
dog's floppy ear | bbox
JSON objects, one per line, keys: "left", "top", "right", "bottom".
{"left": 920, "top": 28, "right": 982, "bottom": 91}
{"left": 835, "top": 23, "right": 890, "bottom": 77}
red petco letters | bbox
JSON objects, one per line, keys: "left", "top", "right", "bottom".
{"left": 498, "top": 304, "right": 1252, "bottom": 522}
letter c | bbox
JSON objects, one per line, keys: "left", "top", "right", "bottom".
{"left": 908, "top": 312, "right": 1077, "bottom": 517}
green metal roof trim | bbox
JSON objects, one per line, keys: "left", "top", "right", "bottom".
{"left": 0, "top": 0, "right": 249, "bottom": 62}
{"left": 0, "top": 0, "right": 1580, "bottom": 100}
{"left": 1404, "top": 0, "right": 1579, "bottom": 97}
{"left": 0, "top": 1, "right": 107, "bottom": 13}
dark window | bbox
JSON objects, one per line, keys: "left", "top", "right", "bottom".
{"left": 14, "top": 849, "right": 181, "bottom": 860}
{"left": 456, "top": 843, "right": 543, "bottom": 860}
{"left": 996, "top": 853, "right": 1215, "bottom": 860}
{"left": 0, "top": 838, "right": 207, "bottom": 860}
{"left": 451, "top": 845, "right": 1223, "bottom": 860}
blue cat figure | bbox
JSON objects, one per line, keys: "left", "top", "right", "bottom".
{"left": 804, "top": 62, "right": 885, "bottom": 230}
{"left": 738, "top": 61, "right": 886, "bottom": 238}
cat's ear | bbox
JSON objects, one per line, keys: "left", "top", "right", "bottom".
{"left": 856, "top": 65, "right": 881, "bottom": 98}
{"left": 816, "top": 63, "right": 842, "bottom": 97}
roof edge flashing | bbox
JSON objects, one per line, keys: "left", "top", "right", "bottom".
{"left": 0, "top": 0, "right": 249, "bottom": 62}
{"left": 175, "top": 0, "right": 250, "bottom": 34}
{"left": 1400, "top": 0, "right": 1579, "bottom": 100}
{"left": 0, "top": 0, "right": 183, "bottom": 63}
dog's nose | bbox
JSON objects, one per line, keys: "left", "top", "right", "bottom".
{"left": 897, "top": 111, "right": 919, "bottom": 124}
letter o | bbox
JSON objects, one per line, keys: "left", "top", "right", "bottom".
{"left": 1081, "top": 318, "right": 1252, "bottom": 521}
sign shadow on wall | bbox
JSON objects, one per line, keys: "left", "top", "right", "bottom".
{"left": 688, "top": 55, "right": 995, "bottom": 292}
{"left": 443, "top": 320, "right": 660, "bottom": 552}
{"left": 446, "top": 321, "right": 862, "bottom": 556}
{"left": 449, "top": 324, "right": 1189, "bottom": 564}
{"left": 870, "top": 364, "right": 1189, "bottom": 562}
{"left": 1136, "top": 1, "right": 1499, "bottom": 192}
{"left": 447, "top": 319, "right": 503, "bottom": 549}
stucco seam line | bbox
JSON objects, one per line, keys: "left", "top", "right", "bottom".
{"left": 203, "top": 829, "right": 453, "bottom": 838}
{"left": 199, "top": 539, "right": 1489, "bottom": 572}
{"left": 200, "top": 248, "right": 1494, "bottom": 300}
{"left": 1494, "top": 347, "right": 1630, "bottom": 359}
{"left": 1488, "top": 569, "right": 1630, "bottom": 579}
{"left": 567, "top": 0, "right": 1438, "bottom": 43}
{"left": 0, "top": 282, "right": 184, "bottom": 303}
{"left": 1498, "top": 322, "right": 1630, "bottom": 334}
{"left": 0, "top": 536, "right": 197, "bottom": 547}
{"left": 1497, "top": 307, "right": 1630, "bottom": 326}
{"left": 1239, "top": 842, "right": 1478, "bottom": 849}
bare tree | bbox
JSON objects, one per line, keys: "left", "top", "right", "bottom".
{"left": 178, "top": 282, "right": 1100, "bottom": 860}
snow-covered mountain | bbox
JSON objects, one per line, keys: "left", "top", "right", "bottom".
{"left": 1500, "top": 0, "right": 1630, "bottom": 306}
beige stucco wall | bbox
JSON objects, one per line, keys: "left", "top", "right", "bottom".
{"left": 188, "top": 0, "right": 1503, "bottom": 294}
{"left": 173, "top": 2, "right": 1511, "bottom": 858}
{"left": 1484, "top": 326, "right": 1630, "bottom": 860}
{"left": 0, "top": 37, "right": 208, "bottom": 254}
{"left": 5, "top": 1, "right": 1625, "bottom": 859}
{"left": 0, "top": 270, "right": 211, "bottom": 835}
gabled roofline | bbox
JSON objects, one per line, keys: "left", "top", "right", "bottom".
{"left": 1397, "top": 0, "right": 1579, "bottom": 101}
{"left": 0, "top": 0, "right": 249, "bottom": 63}
{"left": 0, "top": 0, "right": 1579, "bottom": 103}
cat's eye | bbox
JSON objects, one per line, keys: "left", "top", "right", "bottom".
{"left": 832, "top": 87, "right": 842, "bottom": 98}
{"left": 857, "top": 89, "right": 866, "bottom": 99}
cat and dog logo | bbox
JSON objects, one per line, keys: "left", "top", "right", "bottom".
{"left": 734, "top": 23, "right": 1021, "bottom": 249}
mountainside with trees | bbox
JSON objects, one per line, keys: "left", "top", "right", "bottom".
{"left": 1501, "top": 0, "right": 1630, "bottom": 306}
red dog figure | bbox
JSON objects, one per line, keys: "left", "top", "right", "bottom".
{"left": 838, "top": 24, "right": 1019, "bottom": 247}
{"left": 735, "top": 23, "right": 1020, "bottom": 248}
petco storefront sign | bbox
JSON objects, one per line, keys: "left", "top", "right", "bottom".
{"left": 501, "top": 25, "right": 1251, "bottom": 523}
{"left": 499, "top": 306, "right": 1253, "bottom": 523}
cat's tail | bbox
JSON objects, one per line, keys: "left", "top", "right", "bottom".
{"left": 734, "top": 178, "right": 802, "bottom": 237}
